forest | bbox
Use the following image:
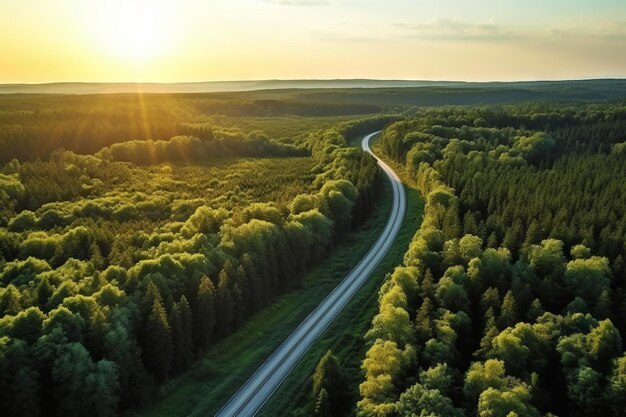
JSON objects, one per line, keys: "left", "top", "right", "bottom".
{"left": 0, "top": 92, "right": 393, "bottom": 417}
{"left": 1, "top": 89, "right": 626, "bottom": 417}
{"left": 341, "top": 102, "right": 626, "bottom": 417}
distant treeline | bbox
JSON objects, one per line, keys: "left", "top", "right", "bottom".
{"left": 97, "top": 133, "right": 307, "bottom": 165}
{"left": 0, "top": 94, "right": 381, "bottom": 163}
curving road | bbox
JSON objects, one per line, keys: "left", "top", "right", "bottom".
{"left": 215, "top": 131, "right": 406, "bottom": 417}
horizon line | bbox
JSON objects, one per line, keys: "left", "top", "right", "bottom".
{"left": 2, "top": 77, "right": 626, "bottom": 86}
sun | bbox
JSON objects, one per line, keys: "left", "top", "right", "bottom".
{"left": 91, "top": 0, "right": 177, "bottom": 61}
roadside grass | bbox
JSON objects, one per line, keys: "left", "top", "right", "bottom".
{"left": 257, "top": 181, "right": 423, "bottom": 417}
{"left": 128, "top": 169, "right": 397, "bottom": 417}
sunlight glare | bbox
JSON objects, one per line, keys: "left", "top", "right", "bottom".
{"left": 92, "top": 0, "right": 177, "bottom": 61}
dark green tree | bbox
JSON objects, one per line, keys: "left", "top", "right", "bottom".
{"left": 194, "top": 275, "right": 215, "bottom": 353}
{"left": 143, "top": 298, "right": 172, "bottom": 382}
{"left": 312, "top": 350, "right": 348, "bottom": 416}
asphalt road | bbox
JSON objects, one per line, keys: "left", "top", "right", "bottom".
{"left": 215, "top": 131, "right": 406, "bottom": 417}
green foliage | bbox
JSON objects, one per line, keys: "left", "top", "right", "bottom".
{"left": 360, "top": 102, "right": 626, "bottom": 417}
{"left": 395, "top": 383, "right": 463, "bottom": 417}
{"left": 0, "top": 100, "right": 387, "bottom": 416}
{"left": 143, "top": 298, "right": 172, "bottom": 382}
{"left": 312, "top": 350, "right": 348, "bottom": 417}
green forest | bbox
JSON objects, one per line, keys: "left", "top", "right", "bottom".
{"left": 0, "top": 93, "right": 393, "bottom": 416}
{"left": 346, "top": 102, "right": 626, "bottom": 417}
{"left": 1, "top": 88, "right": 625, "bottom": 417}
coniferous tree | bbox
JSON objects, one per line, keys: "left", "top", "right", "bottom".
{"left": 312, "top": 350, "right": 348, "bottom": 417}
{"left": 498, "top": 290, "right": 518, "bottom": 329}
{"left": 194, "top": 276, "right": 215, "bottom": 354}
{"left": 475, "top": 308, "right": 498, "bottom": 359}
{"left": 420, "top": 269, "right": 435, "bottom": 300}
{"left": 144, "top": 298, "right": 172, "bottom": 381}
{"left": 178, "top": 295, "right": 194, "bottom": 368}
{"left": 168, "top": 302, "right": 184, "bottom": 374}
{"left": 314, "top": 388, "right": 332, "bottom": 417}
{"left": 415, "top": 297, "right": 434, "bottom": 343}
{"left": 215, "top": 270, "right": 234, "bottom": 339}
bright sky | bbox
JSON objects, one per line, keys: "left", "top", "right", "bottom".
{"left": 2, "top": 0, "right": 626, "bottom": 83}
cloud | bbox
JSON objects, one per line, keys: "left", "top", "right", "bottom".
{"left": 550, "top": 19, "right": 626, "bottom": 41}
{"left": 264, "top": 0, "right": 330, "bottom": 6}
{"left": 594, "top": 20, "right": 626, "bottom": 40}
{"left": 311, "top": 30, "right": 382, "bottom": 43}
{"left": 394, "top": 17, "right": 516, "bottom": 41}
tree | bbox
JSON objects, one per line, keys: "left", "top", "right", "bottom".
{"left": 608, "top": 353, "right": 626, "bottom": 414}
{"left": 312, "top": 350, "right": 347, "bottom": 416}
{"left": 566, "top": 365, "right": 604, "bottom": 413}
{"left": 215, "top": 269, "right": 234, "bottom": 339}
{"left": 488, "top": 330, "right": 529, "bottom": 376}
{"left": 587, "top": 319, "right": 622, "bottom": 372}
{"left": 366, "top": 303, "right": 414, "bottom": 347}
{"left": 52, "top": 343, "right": 120, "bottom": 417}
{"left": 570, "top": 244, "right": 591, "bottom": 260}
{"left": 463, "top": 359, "right": 507, "bottom": 403}
{"left": 314, "top": 388, "right": 332, "bottom": 417}
{"left": 143, "top": 298, "right": 172, "bottom": 382}
{"left": 528, "top": 239, "right": 566, "bottom": 279}
{"left": 526, "top": 298, "right": 545, "bottom": 322}
{"left": 481, "top": 287, "right": 501, "bottom": 315}
{"left": 564, "top": 257, "right": 611, "bottom": 305}
{"left": 396, "top": 383, "right": 463, "bottom": 417}
{"left": 9, "top": 366, "right": 41, "bottom": 417}
{"left": 0, "top": 284, "right": 21, "bottom": 316}
{"left": 476, "top": 310, "right": 499, "bottom": 360}
{"left": 360, "top": 340, "right": 413, "bottom": 408}
{"left": 415, "top": 297, "right": 434, "bottom": 343}
{"left": 498, "top": 291, "right": 518, "bottom": 329}
{"left": 459, "top": 232, "right": 483, "bottom": 263}
{"left": 419, "top": 363, "right": 454, "bottom": 395}
{"left": 420, "top": 269, "right": 435, "bottom": 300}
{"left": 178, "top": 295, "right": 193, "bottom": 369}
{"left": 194, "top": 275, "right": 215, "bottom": 353}
{"left": 168, "top": 302, "right": 184, "bottom": 374}
{"left": 477, "top": 385, "right": 542, "bottom": 417}
{"left": 9, "top": 306, "right": 45, "bottom": 344}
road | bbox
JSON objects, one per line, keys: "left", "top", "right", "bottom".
{"left": 215, "top": 131, "right": 406, "bottom": 417}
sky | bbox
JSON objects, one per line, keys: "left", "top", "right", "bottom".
{"left": 2, "top": 0, "right": 626, "bottom": 83}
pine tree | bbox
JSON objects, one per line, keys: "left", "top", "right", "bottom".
{"left": 420, "top": 269, "right": 435, "bottom": 300}
{"left": 593, "top": 289, "right": 612, "bottom": 320}
{"left": 143, "top": 298, "right": 172, "bottom": 382}
{"left": 463, "top": 211, "right": 478, "bottom": 236}
{"left": 415, "top": 297, "right": 434, "bottom": 343}
{"left": 215, "top": 270, "right": 233, "bottom": 339}
{"left": 241, "top": 253, "right": 262, "bottom": 313}
{"left": 0, "top": 284, "right": 21, "bottom": 316}
{"left": 312, "top": 351, "right": 347, "bottom": 417}
{"left": 235, "top": 264, "right": 251, "bottom": 318}
{"left": 314, "top": 388, "right": 332, "bottom": 417}
{"left": 527, "top": 298, "right": 545, "bottom": 322}
{"left": 231, "top": 283, "right": 244, "bottom": 329}
{"left": 178, "top": 295, "right": 194, "bottom": 368}
{"left": 169, "top": 302, "right": 184, "bottom": 374}
{"left": 487, "top": 231, "right": 499, "bottom": 248}
{"left": 481, "top": 287, "right": 501, "bottom": 315}
{"left": 498, "top": 290, "right": 518, "bottom": 329}
{"left": 10, "top": 367, "right": 41, "bottom": 417}
{"left": 475, "top": 308, "right": 498, "bottom": 360}
{"left": 142, "top": 281, "right": 163, "bottom": 319}
{"left": 37, "top": 277, "right": 53, "bottom": 310}
{"left": 194, "top": 275, "right": 215, "bottom": 354}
